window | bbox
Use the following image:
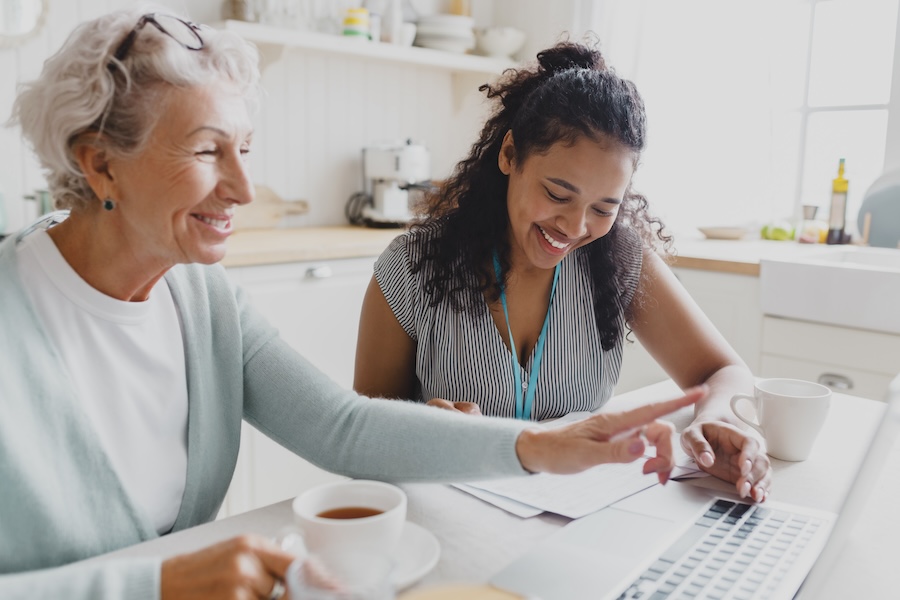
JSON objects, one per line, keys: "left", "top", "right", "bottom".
{"left": 585, "top": 0, "right": 898, "bottom": 237}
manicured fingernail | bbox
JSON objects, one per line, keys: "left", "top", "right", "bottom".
{"left": 699, "top": 452, "right": 714, "bottom": 468}
{"left": 742, "top": 459, "right": 752, "bottom": 475}
{"left": 754, "top": 486, "right": 765, "bottom": 502}
{"left": 740, "top": 482, "right": 751, "bottom": 498}
{"left": 629, "top": 440, "right": 644, "bottom": 455}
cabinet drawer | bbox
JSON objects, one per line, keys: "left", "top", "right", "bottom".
{"left": 762, "top": 317, "right": 900, "bottom": 376}
{"left": 227, "top": 256, "right": 377, "bottom": 288}
{"left": 760, "top": 354, "right": 894, "bottom": 400}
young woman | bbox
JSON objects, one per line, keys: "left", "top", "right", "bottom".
{"left": 355, "top": 41, "right": 772, "bottom": 504}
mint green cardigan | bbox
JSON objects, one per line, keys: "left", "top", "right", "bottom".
{"left": 0, "top": 236, "right": 529, "bottom": 599}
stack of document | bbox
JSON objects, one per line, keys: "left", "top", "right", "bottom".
{"left": 455, "top": 412, "right": 704, "bottom": 518}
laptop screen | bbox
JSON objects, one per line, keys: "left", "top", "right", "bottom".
{"left": 795, "top": 374, "right": 900, "bottom": 598}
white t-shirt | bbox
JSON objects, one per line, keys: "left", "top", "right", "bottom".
{"left": 17, "top": 230, "right": 188, "bottom": 534}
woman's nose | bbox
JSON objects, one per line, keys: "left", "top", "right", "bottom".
{"left": 557, "top": 206, "right": 588, "bottom": 239}
{"left": 219, "top": 152, "right": 254, "bottom": 205}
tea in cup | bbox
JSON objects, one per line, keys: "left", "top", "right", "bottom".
{"left": 730, "top": 378, "right": 831, "bottom": 461}
{"left": 292, "top": 480, "right": 407, "bottom": 555}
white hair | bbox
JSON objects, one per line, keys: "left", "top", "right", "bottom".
{"left": 9, "top": 5, "right": 261, "bottom": 211}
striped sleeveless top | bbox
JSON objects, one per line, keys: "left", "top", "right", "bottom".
{"left": 373, "top": 227, "right": 644, "bottom": 420}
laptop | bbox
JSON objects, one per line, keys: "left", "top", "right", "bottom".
{"left": 490, "top": 375, "right": 900, "bottom": 600}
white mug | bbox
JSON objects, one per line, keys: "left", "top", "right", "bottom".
{"left": 292, "top": 480, "right": 407, "bottom": 555}
{"left": 730, "top": 378, "right": 831, "bottom": 461}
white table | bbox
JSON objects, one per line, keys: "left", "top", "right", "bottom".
{"left": 95, "top": 381, "right": 899, "bottom": 598}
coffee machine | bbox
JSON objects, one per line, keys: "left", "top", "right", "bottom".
{"left": 346, "top": 140, "right": 431, "bottom": 227}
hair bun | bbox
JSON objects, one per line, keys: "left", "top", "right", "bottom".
{"left": 537, "top": 42, "right": 606, "bottom": 74}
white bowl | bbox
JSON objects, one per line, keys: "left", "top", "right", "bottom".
{"left": 474, "top": 27, "right": 525, "bottom": 58}
{"left": 414, "top": 34, "right": 474, "bottom": 54}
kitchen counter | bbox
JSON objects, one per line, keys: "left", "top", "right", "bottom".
{"left": 670, "top": 236, "right": 843, "bottom": 276}
{"left": 222, "top": 226, "right": 403, "bottom": 267}
{"left": 222, "top": 226, "right": 843, "bottom": 275}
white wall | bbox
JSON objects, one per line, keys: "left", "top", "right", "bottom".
{"left": 491, "top": 0, "right": 584, "bottom": 61}
{"left": 0, "top": 0, "right": 493, "bottom": 232}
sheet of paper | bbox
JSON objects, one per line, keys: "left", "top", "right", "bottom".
{"left": 453, "top": 484, "right": 544, "bottom": 518}
{"left": 455, "top": 411, "right": 706, "bottom": 519}
{"left": 458, "top": 462, "right": 660, "bottom": 519}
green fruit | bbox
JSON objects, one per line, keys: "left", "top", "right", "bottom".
{"left": 771, "top": 227, "right": 793, "bottom": 241}
{"left": 761, "top": 222, "right": 795, "bottom": 241}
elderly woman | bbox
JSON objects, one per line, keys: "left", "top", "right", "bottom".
{"left": 0, "top": 8, "right": 704, "bottom": 599}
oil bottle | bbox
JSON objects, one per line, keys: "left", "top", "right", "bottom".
{"left": 826, "top": 158, "right": 849, "bottom": 245}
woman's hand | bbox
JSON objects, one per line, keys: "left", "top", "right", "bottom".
{"left": 161, "top": 535, "right": 296, "bottom": 600}
{"left": 515, "top": 386, "right": 707, "bottom": 482}
{"left": 426, "top": 398, "right": 483, "bottom": 416}
{"left": 681, "top": 420, "right": 772, "bottom": 502}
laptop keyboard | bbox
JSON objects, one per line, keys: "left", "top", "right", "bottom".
{"left": 616, "top": 499, "right": 824, "bottom": 600}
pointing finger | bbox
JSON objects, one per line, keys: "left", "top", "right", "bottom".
{"left": 601, "top": 386, "right": 707, "bottom": 436}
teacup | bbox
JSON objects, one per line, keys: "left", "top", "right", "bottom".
{"left": 292, "top": 480, "right": 407, "bottom": 555}
{"left": 730, "top": 378, "right": 831, "bottom": 461}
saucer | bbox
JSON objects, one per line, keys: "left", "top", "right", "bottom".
{"left": 392, "top": 522, "right": 440, "bottom": 590}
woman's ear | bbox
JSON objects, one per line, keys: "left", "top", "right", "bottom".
{"left": 73, "top": 139, "right": 116, "bottom": 201}
{"left": 498, "top": 130, "right": 515, "bottom": 175}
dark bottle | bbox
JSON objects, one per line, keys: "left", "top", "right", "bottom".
{"left": 826, "top": 158, "right": 848, "bottom": 245}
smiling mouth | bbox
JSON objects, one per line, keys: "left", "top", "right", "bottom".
{"left": 193, "top": 214, "right": 231, "bottom": 229}
{"left": 538, "top": 226, "right": 571, "bottom": 250}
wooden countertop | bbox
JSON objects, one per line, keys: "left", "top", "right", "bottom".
{"left": 670, "top": 236, "right": 839, "bottom": 276}
{"left": 222, "top": 226, "right": 403, "bottom": 267}
{"left": 222, "top": 226, "right": 835, "bottom": 275}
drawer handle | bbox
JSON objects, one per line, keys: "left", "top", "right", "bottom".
{"left": 818, "top": 373, "right": 853, "bottom": 391}
{"left": 304, "top": 266, "right": 333, "bottom": 279}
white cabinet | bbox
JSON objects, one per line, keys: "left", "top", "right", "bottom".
{"left": 760, "top": 316, "right": 900, "bottom": 401}
{"left": 229, "top": 257, "right": 377, "bottom": 385}
{"left": 221, "top": 256, "right": 377, "bottom": 517}
{"left": 616, "top": 267, "right": 763, "bottom": 394}
{"left": 672, "top": 268, "right": 762, "bottom": 374}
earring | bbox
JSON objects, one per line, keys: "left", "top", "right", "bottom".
{"left": 103, "top": 198, "right": 115, "bottom": 211}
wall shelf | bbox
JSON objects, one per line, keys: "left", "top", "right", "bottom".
{"left": 216, "top": 20, "right": 514, "bottom": 77}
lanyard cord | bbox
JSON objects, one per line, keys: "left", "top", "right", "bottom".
{"left": 492, "top": 251, "right": 561, "bottom": 420}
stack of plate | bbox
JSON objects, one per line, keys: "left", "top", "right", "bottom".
{"left": 414, "top": 14, "right": 474, "bottom": 54}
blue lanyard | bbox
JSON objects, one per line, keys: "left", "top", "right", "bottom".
{"left": 492, "top": 252, "right": 560, "bottom": 420}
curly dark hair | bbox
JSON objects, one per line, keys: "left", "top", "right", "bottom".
{"left": 411, "top": 41, "right": 672, "bottom": 350}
